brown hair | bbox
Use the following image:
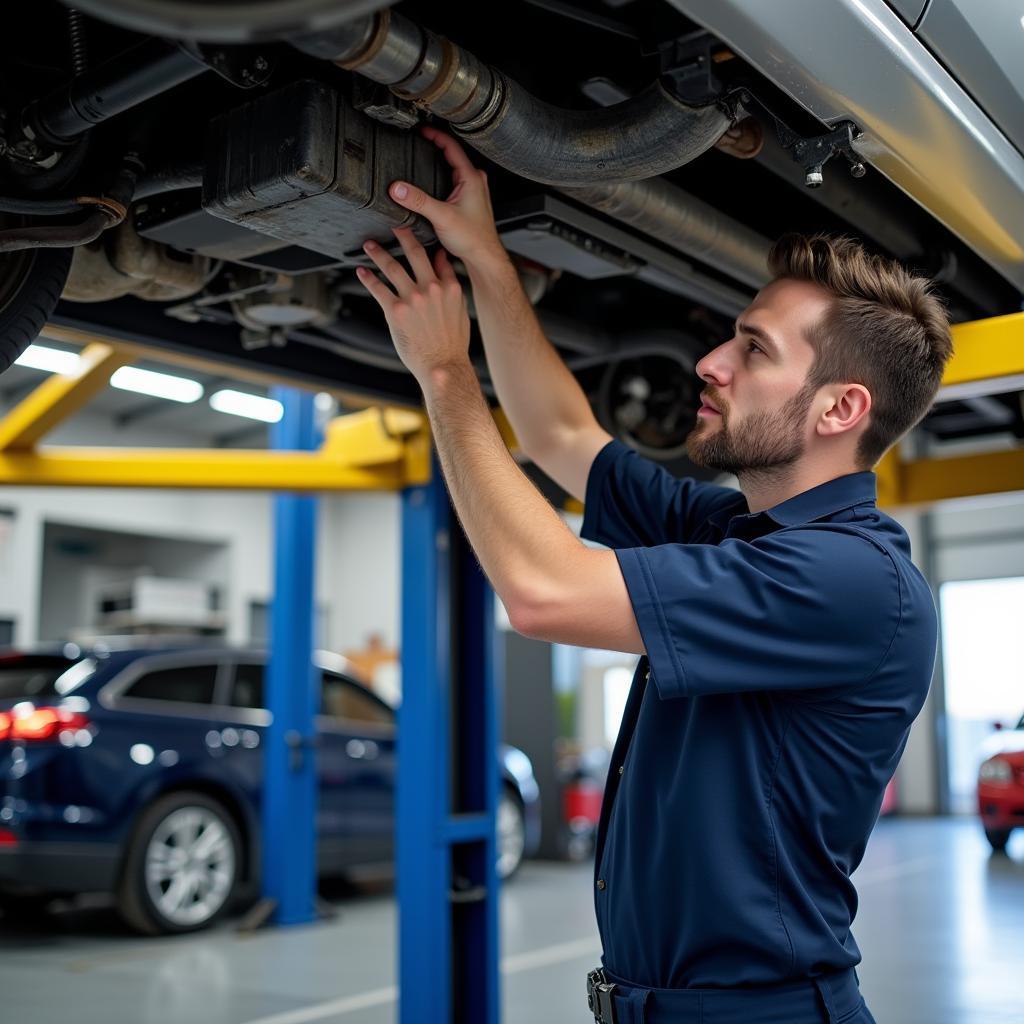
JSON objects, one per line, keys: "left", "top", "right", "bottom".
{"left": 767, "top": 233, "right": 953, "bottom": 468}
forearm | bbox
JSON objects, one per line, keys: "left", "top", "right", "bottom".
{"left": 467, "top": 253, "right": 598, "bottom": 460}
{"left": 421, "top": 357, "right": 583, "bottom": 617}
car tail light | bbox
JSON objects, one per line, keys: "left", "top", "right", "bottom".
{"left": 0, "top": 829, "right": 17, "bottom": 847}
{"left": 0, "top": 711, "right": 11, "bottom": 741}
{"left": 6, "top": 707, "right": 91, "bottom": 742}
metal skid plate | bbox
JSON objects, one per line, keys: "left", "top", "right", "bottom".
{"left": 202, "top": 79, "right": 448, "bottom": 262}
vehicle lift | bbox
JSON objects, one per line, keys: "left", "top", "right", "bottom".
{"left": 0, "top": 312, "right": 1022, "bottom": 1022}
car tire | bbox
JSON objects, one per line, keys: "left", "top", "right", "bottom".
{"left": 0, "top": 239, "right": 73, "bottom": 376}
{"left": 984, "top": 828, "right": 1012, "bottom": 853}
{"left": 496, "top": 787, "right": 527, "bottom": 881}
{"left": 116, "top": 790, "right": 242, "bottom": 936}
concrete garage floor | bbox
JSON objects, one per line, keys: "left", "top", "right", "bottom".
{"left": 1, "top": 818, "right": 1021, "bottom": 1024}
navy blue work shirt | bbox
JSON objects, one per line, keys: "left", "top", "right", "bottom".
{"left": 582, "top": 439, "right": 937, "bottom": 990}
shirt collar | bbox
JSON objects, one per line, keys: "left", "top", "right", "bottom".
{"left": 707, "top": 471, "right": 877, "bottom": 533}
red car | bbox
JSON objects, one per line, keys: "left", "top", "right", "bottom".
{"left": 977, "top": 711, "right": 1024, "bottom": 852}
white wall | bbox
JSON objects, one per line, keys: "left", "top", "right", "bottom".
{"left": 319, "top": 493, "right": 400, "bottom": 654}
{"left": 0, "top": 409, "right": 401, "bottom": 657}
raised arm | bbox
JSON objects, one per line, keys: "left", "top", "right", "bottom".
{"left": 387, "top": 127, "right": 611, "bottom": 502}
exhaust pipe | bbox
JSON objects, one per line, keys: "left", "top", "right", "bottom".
{"left": 292, "top": 9, "right": 733, "bottom": 188}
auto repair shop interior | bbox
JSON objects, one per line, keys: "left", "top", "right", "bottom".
{"left": 0, "top": 1, "right": 1022, "bottom": 1023}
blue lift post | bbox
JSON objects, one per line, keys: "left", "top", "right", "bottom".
{"left": 400, "top": 456, "right": 502, "bottom": 1024}
{"left": 262, "top": 387, "right": 320, "bottom": 925}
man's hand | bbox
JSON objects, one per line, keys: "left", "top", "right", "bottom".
{"left": 357, "top": 227, "right": 471, "bottom": 385}
{"left": 387, "top": 126, "right": 506, "bottom": 271}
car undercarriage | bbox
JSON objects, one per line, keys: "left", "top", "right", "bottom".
{"left": 2, "top": 0, "right": 1022, "bottom": 468}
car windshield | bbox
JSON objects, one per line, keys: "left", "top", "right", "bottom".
{"left": 0, "top": 653, "right": 86, "bottom": 700}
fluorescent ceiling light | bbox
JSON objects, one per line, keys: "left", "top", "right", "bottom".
{"left": 209, "top": 389, "right": 283, "bottom": 423}
{"left": 15, "top": 344, "right": 81, "bottom": 375}
{"left": 110, "top": 366, "right": 203, "bottom": 404}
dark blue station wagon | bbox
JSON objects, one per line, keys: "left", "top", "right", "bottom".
{"left": 0, "top": 643, "right": 540, "bottom": 934}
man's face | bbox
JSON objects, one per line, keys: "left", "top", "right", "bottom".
{"left": 686, "top": 278, "right": 832, "bottom": 475}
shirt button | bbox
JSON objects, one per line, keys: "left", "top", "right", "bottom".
{"left": 597, "top": 879, "right": 607, "bottom": 891}
{"left": 618, "top": 765, "right": 624, "bottom": 776}
{"left": 644, "top": 668, "right": 650, "bottom": 681}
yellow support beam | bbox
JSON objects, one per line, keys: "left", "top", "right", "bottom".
{"left": 874, "top": 448, "right": 904, "bottom": 508}
{"left": 0, "top": 322, "right": 434, "bottom": 490}
{"left": 0, "top": 399, "right": 431, "bottom": 491}
{"left": 898, "top": 446, "right": 1024, "bottom": 507}
{"left": 323, "top": 406, "right": 418, "bottom": 463}
{"left": 942, "top": 311, "right": 1024, "bottom": 400}
{"left": 322, "top": 406, "right": 431, "bottom": 485}
{"left": 0, "top": 343, "right": 133, "bottom": 452}
{"left": 492, "top": 407, "right": 520, "bottom": 454}
{"left": 0, "top": 447, "right": 408, "bottom": 492}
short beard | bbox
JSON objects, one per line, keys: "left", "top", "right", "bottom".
{"left": 685, "top": 383, "right": 816, "bottom": 476}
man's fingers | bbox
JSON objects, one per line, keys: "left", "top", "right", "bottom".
{"left": 421, "top": 125, "right": 478, "bottom": 182}
{"left": 434, "top": 247, "right": 457, "bottom": 284}
{"left": 389, "top": 180, "right": 451, "bottom": 225}
{"left": 392, "top": 227, "right": 435, "bottom": 283}
{"left": 355, "top": 266, "right": 396, "bottom": 310}
{"left": 363, "top": 239, "right": 414, "bottom": 296}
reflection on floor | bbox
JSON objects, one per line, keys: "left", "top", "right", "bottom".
{"left": 0, "top": 818, "right": 1021, "bottom": 1024}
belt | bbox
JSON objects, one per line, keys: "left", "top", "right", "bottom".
{"left": 587, "top": 965, "right": 865, "bottom": 1024}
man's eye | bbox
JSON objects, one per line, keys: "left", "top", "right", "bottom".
{"left": 747, "top": 341, "right": 764, "bottom": 354}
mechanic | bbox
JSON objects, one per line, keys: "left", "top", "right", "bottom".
{"left": 356, "top": 126, "right": 952, "bottom": 1024}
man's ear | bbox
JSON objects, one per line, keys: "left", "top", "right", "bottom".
{"left": 817, "top": 383, "right": 871, "bottom": 438}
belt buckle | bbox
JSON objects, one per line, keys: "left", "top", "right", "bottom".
{"left": 586, "top": 967, "right": 619, "bottom": 1024}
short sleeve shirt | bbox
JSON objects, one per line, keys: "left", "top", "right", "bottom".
{"left": 581, "top": 439, "right": 937, "bottom": 989}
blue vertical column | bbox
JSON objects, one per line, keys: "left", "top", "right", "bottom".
{"left": 399, "top": 461, "right": 453, "bottom": 1020}
{"left": 399, "top": 455, "right": 501, "bottom": 1024}
{"left": 262, "top": 387, "right": 319, "bottom": 925}
{"left": 452, "top": 534, "right": 502, "bottom": 1024}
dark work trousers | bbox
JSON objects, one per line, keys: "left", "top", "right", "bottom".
{"left": 597, "top": 966, "right": 878, "bottom": 1024}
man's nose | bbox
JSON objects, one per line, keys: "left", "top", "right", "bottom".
{"left": 695, "top": 341, "right": 733, "bottom": 387}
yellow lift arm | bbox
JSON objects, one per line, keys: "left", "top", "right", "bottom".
{"left": 0, "top": 330, "right": 431, "bottom": 491}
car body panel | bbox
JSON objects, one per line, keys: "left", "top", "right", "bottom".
{"left": 916, "top": 0, "right": 1024, "bottom": 158}
{"left": 672, "top": 0, "right": 1024, "bottom": 291}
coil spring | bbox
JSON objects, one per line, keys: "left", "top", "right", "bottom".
{"left": 68, "top": 9, "right": 88, "bottom": 78}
